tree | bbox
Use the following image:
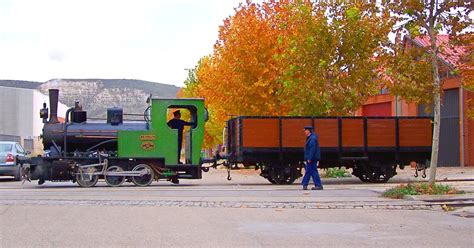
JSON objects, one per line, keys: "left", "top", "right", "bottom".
{"left": 182, "top": 1, "right": 293, "bottom": 147}
{"left": 180, "top": 57, "right": 227, "bottom": 147}
{"left": 279, "top": 2, "right": 394, "bottom": 115}
{"left": 183, "top": 1, "right": 394, "bottom": 146}
{"left": 385, "top": 0, "right": 472, "bottom": 183}
{"left": 460, "top": 34, "right": 474, "bottom": 118}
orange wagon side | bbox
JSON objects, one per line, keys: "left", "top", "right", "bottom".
{"left": 223, "top": 116, "right": 432, "bottom": 184}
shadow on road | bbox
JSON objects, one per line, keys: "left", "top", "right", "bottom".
{"left": 0, "top": 177, "right": 16, "bottom": 182}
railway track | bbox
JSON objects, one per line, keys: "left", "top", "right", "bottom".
{"left": 1, "top": 197, "right": 472, "bottom": 210}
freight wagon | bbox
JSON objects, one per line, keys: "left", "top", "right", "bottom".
{"left": 221, "top": 116, "right": 433, "bottom": 184}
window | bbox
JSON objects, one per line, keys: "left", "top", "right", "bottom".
{"left": 16, "top": 144, "right": 25, "bottom": 154}
{"left": 166, "top": 106, "right": 198, "bottom": 129}
{"left": 0, "top": 144, "right": 13, "bottom": 152}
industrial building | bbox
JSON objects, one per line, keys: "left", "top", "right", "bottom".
{"left": 355, "top": 35, "right": 473, "bottom": 167}
{"left": 0, "top": 86, "right": 68, "bottom": 155}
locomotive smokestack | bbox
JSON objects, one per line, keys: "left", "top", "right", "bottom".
{"left": 49, "top": 89, "right": 59, "bottom": 124}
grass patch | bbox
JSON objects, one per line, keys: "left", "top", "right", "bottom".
{"left": 382, "top": 183, "right": 464, "bottom": 199}
{"left": 322, "top": 167, "right": 351, "bottom": 178}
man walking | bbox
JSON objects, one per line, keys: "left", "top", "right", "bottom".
{"left": 302, "top": 126, "right": 323, "bottom": 190}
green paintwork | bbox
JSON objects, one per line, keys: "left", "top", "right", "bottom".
{"left": 117, "top": 98, "right": 206, "bottom": 165}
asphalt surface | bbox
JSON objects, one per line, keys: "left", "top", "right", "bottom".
{"left": 0, "top": 168, "right": 473, "bottom": 247}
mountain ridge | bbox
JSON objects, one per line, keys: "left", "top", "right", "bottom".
{"left": 0, "top": 79, "right": 181, "bottom": 118}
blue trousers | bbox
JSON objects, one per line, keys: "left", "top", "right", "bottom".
{"left": 302, "top": 161, "right": 322, "bottom": 187}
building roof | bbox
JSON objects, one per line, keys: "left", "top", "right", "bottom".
{"left": 409, "top": 35, "right": 467, "bottom": 69}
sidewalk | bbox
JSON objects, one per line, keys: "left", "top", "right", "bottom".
{"left": 395, "top": 166, "right": 474, "bottom": 182}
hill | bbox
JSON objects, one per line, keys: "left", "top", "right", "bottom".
{"left": 0, "top": 80, "right": 42, "bottom": 89}
{"left": 0, "top": 79, "right": 180, "bottom": 119}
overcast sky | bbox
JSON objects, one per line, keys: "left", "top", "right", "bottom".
{"left": 0, "top": 0, "right": 243, "bottom": 86}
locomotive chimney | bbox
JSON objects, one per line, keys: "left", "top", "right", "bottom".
{"left": 49, "top": 89, "right": 59, "bottom": 124}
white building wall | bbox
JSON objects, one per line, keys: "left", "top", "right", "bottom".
{"left": 0, "top": 86, "right": 68, "bottom": 153}
{"left": 32, "top": 90, "right": 68, "bottom": 137}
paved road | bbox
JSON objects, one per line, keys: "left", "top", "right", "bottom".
{"left": 0, "top": 169, "right": 473, "bottom": 247}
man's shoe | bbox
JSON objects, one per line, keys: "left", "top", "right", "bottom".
{"left": 303, "top": 186, "right": 308, "bottom": 190}
{"left": 311, "top": 186, "right": 323, "bottom": 190}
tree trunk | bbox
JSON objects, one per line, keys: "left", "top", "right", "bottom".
{"left": 428, "top": 0, "right": 441, "bottom": 184}
{"left": 429, "top": 84, "right": 441, "bottom": 184}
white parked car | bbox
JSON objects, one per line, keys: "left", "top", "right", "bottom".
{"left": 0, "top": 141, "right": 30, "bottom": 181}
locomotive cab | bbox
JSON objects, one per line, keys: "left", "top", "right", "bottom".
{"left": 117, "top": 98, "right": 206, "bottom": 166}
{"left": 116, "top": 97, "right": 207, "bottom": 181}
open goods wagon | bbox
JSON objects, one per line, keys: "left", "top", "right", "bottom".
{"left": 222, "top": 116, "right": 433, "bottom": 184}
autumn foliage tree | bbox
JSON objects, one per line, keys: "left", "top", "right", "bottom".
{"left": 279, "top": 2, "right": 394, "bottom": 115}
{"left": 383, "top": 0, "right": 472, "bottom": 183}
{"left": 182, "top": 1, "right": 395, "bottom": 147}
{"left": 460, "top": 34, "right": 474, "bottom": 118}
{"left": 180, "top": 57, "right": 225, "bottom": 146}
{"left": 181, "top": 2, "right": 290, "bottom": 146}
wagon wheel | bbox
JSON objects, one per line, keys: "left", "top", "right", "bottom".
{"left": 368, "top": 169, "right": 390, "bottom": 183}
{"left": 270, "top": 167, "right": 298, "bottom": 185}
{"left": 354, "top": 163, "right": 393, "bottom": 183}
{"left": 357, "top": 173, "right": 373, "bottom": 183}
{"left": 105, "top": 166, "right": 125, "bottom": 187}
{"left": 76, "top": 166, "right": 99, "bottom": 187}
{"left": 131, "top": 164, "right": 154, "bottom": 187}
{"left": 267, "top": 177, "right": 277, "bottom": 184}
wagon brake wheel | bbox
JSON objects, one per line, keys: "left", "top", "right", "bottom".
{"left": 105, "top": 166, "right": 125, "bottom": 187}
{"left": 76, "top": 166, "right": 99, "bottom": 187}
{"left": 131, "top": 164, "right": 154, "bottom": 187}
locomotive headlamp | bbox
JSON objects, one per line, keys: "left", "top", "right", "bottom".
{"left": 40, "top": 102, "right": 49, "bottom": 123}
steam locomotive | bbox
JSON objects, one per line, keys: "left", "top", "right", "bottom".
{"left": 27, "top": 89, "right": 208, "bottom": 187}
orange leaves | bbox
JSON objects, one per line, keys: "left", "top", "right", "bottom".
{"left": 383, "top": 1, "right": 473, "bottom": 108}
{"left": 383, "top": 44, "right": 435, "bottom": 106}
{"left": 280, "top": 2, "right": 392, "bottom": 116}
{"left": 183, "top": 1, "right": 394, "bottom": 146}
{"left": 460, "top": 34, "right": 474, "bottom": 118}
{"left": 204, "top": 2, "right": 289, "bottom": 116}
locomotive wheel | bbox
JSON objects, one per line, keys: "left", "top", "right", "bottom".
{"left": 76, "top": 166, "right": 99, "bottom": 187}
{"left": 105, "top": 166, "right": 125, "bottom": 187}
{"left": 131, "top": 164, "right": 154, "bottom": 187}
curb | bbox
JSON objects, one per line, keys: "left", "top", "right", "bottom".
{"left": 451, "top": 206, "right": 474, "bottom": 218}
{"left": 403, "top": 193, "right": 474, "bottom": 201}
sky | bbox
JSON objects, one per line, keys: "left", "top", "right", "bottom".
{"left": 0, "top": 0, "right": 243, "bottom": 87}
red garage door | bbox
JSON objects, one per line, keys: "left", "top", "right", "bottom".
{"left": 362, "top": 102, "right": 391, "bottom": 116}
